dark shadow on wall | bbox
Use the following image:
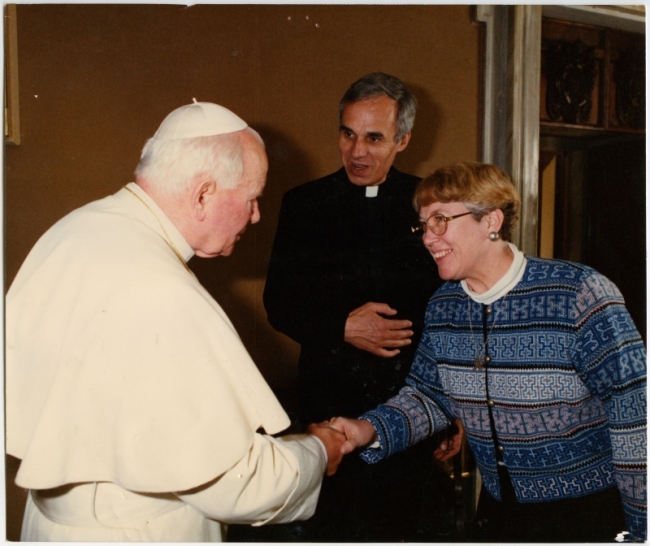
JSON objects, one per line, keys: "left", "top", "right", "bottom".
{"left": 189, "top": 125, "right": 314, "bottom": 398}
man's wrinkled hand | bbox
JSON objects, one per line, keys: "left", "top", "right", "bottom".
{"left": 433, "top": 419, "right": 465, "bottom": 462}
{"left": 344, "top": 302, "right": 413, "bottom": 358}
{"left": 306, "top": 421, "right": 347, "bottom": 476}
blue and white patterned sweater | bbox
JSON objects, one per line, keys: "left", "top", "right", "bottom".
{"left": 360, "top": 257, "right": 647, "bottom": 540}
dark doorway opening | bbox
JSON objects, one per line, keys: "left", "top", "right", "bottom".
{"left": 540, "top": 133, "right": 646, "bottom": 343}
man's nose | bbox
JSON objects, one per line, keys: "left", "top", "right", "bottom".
{"left": 350, "top": 138, "right": 367, "bottom": 158}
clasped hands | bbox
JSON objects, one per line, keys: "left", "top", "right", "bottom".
{"left": 307, "top": 418, "right": 464, "bottom": 476}
{"left": 309, "top": 301, "right": 464, "bottom": 475}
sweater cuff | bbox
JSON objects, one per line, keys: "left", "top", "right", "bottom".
{"left": 357, "top": 417, "right": 386, "bottom": 464}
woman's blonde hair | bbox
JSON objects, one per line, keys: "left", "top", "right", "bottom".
{"left": 414, "top": 162, "right": 521, "bottom": 242}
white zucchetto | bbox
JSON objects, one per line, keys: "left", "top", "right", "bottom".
{"left": 151, "top": 98, "right": 248, "bottom": 141}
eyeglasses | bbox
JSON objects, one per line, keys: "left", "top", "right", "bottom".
{"left": 411, "top": 211, "right": 473, "bottom": 236}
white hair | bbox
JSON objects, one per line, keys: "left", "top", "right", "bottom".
{"left": 134, "top": 127, "right": 263, "bottom": 196}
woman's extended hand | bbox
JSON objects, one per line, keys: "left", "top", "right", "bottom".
{"left": 328, "top": 417, "right": 378, "bottom": 455}
{"left": 306, "top": 421, "right": 347, "bottom": 476}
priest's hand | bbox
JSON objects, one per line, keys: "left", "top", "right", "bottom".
{"left": 328, "top": 416, "right": 378, "bottom": 455}
{"left": 433, "top": 419, "right": 465, "bottom": 462}
{"left": 344, "top": 302, "right": 413, "bottom": 358}
{"left": 306, "top": 421, "right": 347, "bottom": 476}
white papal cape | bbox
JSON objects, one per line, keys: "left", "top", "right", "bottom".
{"left": 6, "top": 183, "right": 326, "bottom": 541}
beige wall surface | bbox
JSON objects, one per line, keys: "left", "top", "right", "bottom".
{"left": 5, "top": 4, "right": 480, "bottom": 389}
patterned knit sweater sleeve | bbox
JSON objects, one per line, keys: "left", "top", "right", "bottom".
{"left": 570, "top": 270, "right": 647, "bottom": 540}
{"left": 358, "top": 313, "right": 453, "bottom": 462}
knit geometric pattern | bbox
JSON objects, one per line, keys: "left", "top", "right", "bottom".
{"left": 361, "top": 257, "right": 647, "bottom": 540}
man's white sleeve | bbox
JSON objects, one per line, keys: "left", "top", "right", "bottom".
{"left": 177, "top": 433, "right": 327, "bottom": 525}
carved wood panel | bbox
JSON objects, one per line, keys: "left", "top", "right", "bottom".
{"left": 540, "top": 17, "right": 644, "bottom": 134}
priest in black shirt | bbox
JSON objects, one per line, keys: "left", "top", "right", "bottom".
{"left": 235, "top": 73, "right": 462, "bottom": 542}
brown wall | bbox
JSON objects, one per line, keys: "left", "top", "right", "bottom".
{"left": 6, "top": 4, "right": 481, "bottom": 391}
{"left": 5, "top": 4, "right": 480, "bottom": 538}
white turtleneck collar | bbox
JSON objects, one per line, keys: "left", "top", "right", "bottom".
{"left": 461, "top": 243, "right": 527, "bottom": 304}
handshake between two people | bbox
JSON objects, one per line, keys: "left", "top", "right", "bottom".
{"left": 307, "top": 417, "right": 465, "bottom": 476}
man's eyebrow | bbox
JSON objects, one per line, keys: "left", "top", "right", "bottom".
{"left": 339, "top": 125, "right": 385, "bottom": 139}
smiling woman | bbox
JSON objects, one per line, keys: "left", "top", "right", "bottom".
{"left": 412, "top": 163, "right": 520, "bottom": 294}
{"left": 330, "top": 161, "right": 647, "bottom": 542}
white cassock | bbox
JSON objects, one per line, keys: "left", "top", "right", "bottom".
{"left": 6, "top": 182, "right": 326, "bottom": 541}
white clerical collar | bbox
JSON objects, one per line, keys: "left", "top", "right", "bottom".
{"left": 121, "top": 182, "right": 195, "bottom": 263}
{"left": 461, "top": 243, "right": 527, "bottom": 304}
{"left": 365, "top": 186, "right": 379, "bottom": 198}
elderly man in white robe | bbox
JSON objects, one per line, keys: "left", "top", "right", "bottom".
{"left": 6, "top": 101, "right": 346, "bottom": 541}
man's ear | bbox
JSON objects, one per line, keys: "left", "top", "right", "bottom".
{"left": 396, "top": 131, "right": 411, "bottom": 152}
{"left": 192, "top": 179, "right": 217, "bottom": 221}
